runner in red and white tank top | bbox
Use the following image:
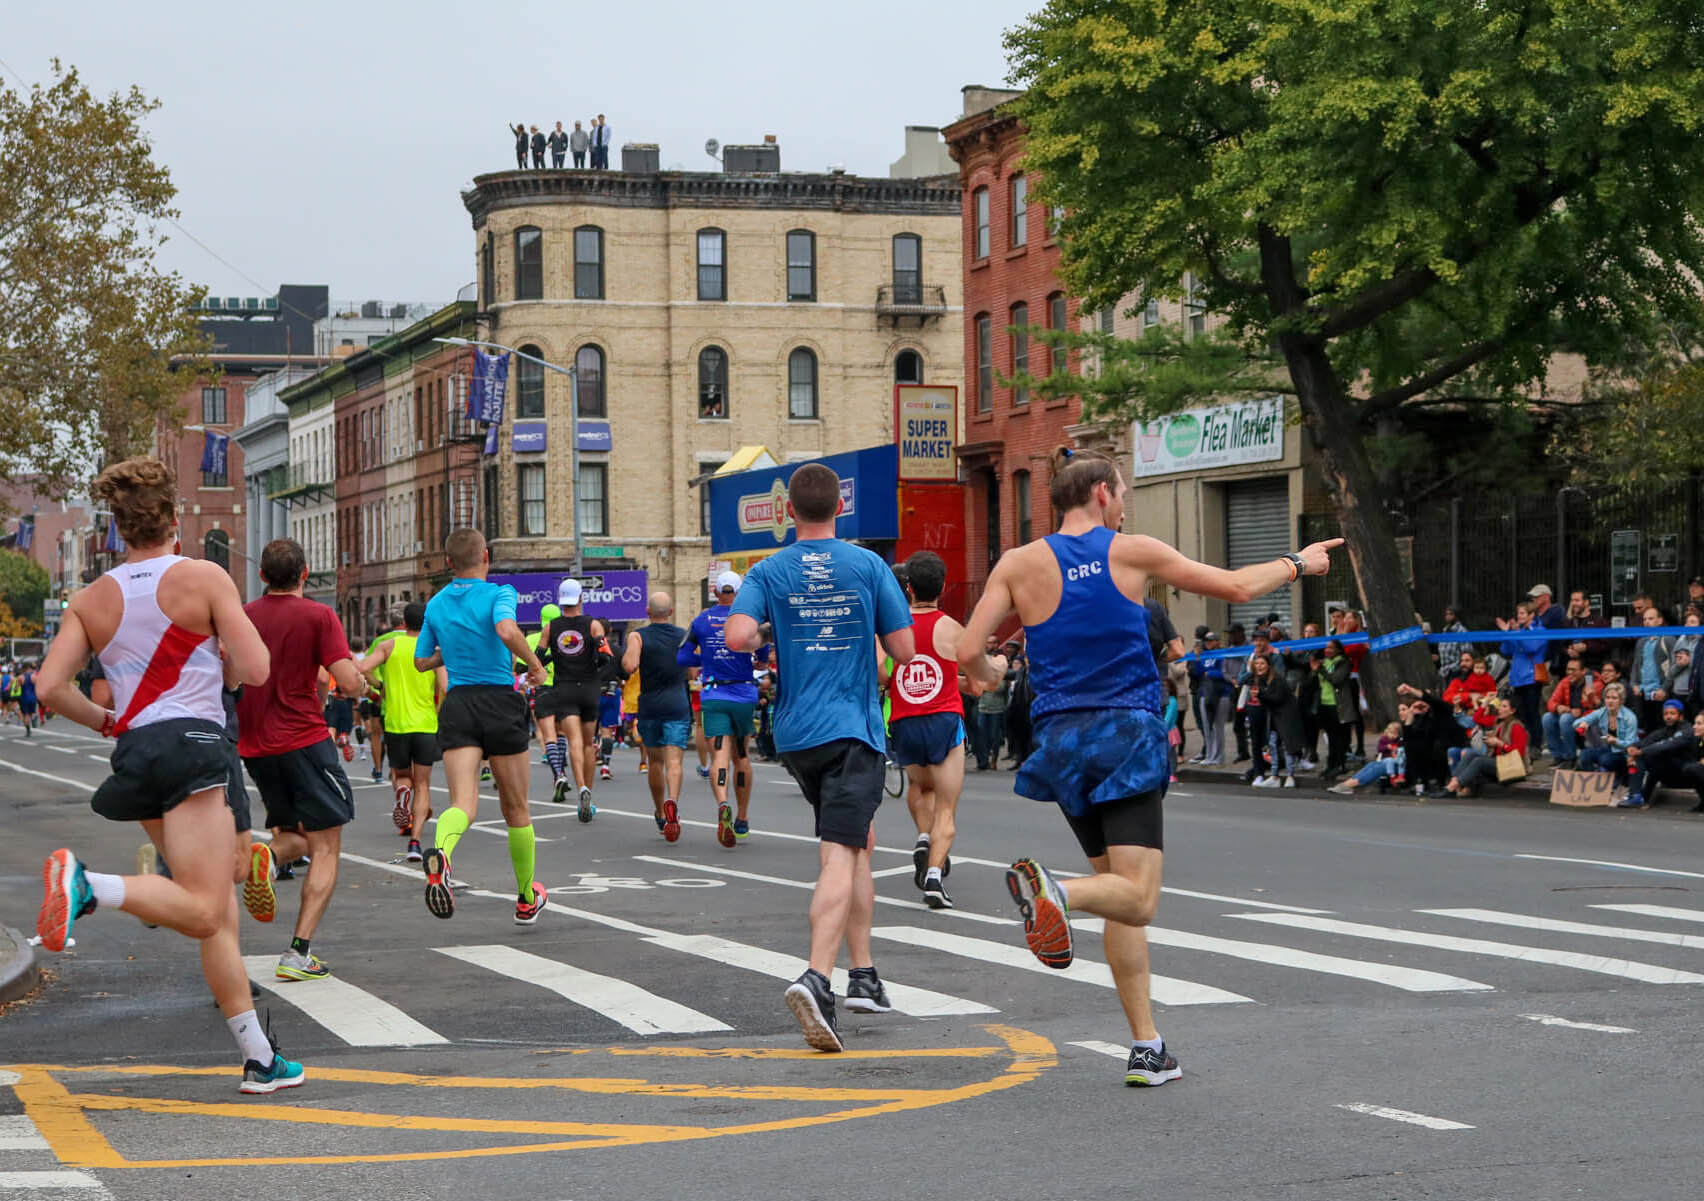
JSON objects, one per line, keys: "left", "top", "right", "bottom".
{"left": 27, "top": 457, "right": 303, "bottom": 1095}
{"left": 885, "top": 551, "right": 999, "bottom": 909}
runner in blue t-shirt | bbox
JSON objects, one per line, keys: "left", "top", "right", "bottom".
{"left": 413, "top": 528, "right": 549, "bottom": 926}
{"left": 679, "top": 570, "right": 765, "bottom": 846}
{"left": 725, "top": 464, "right": 914, "bottom": 1053}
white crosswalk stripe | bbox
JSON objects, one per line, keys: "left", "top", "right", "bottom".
{"left": 0, "top": 1116, "right": 49, "bottom": 1151}
{"left": 1070, "top": 917, "right": 1494, "bottom": 993}
{"left": 0, "top": 1114, "right": 111, "bottom": 1197}
{"left": 875, "top": 925, "right": 1254, "bottom": 1007}
{"left": 243, "top": 956, "right": 450, "bottom": 1046}
{"left": 1592, "top": 903, "right": 1704, "bottom": 924}
{"left": 1424, "top": 908, "right": 1704, "bottom": 951}
{"left": 436, "top": 945, "right": 731, "bottom": 1035}
{"left": 1231, "top": 913, "right": 1704, "bottom": 984}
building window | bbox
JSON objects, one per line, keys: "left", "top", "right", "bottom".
{"left": 578, "top": 463, "right": 608, "bottom": 537}
{"left": 204, "top": 529, "right": 230, "bottom": 571}
{"left": 1047, "top": 292, "right": 1067, "bottom": 375}
{"left": 481, "top": 232, "right": 494, "bottom": 306}
{"left": 895, "top": 349, "right": 923, "bottom": 386}
{"left": 698, "top": 346, "right": 728, "bottom": 419}
{"left": 1185, "top": 273, "right": 1206, "bottom": 336}
{"left": 482, "top": 463, "right": 500, "bottom": 541}
{"left": 786, "top": 230, "right": 815, "bottom": 301}
{"left": 1099, "top": 307, "right": 1116, "bottom": 335}
{"left": 1048, "top": 204, "right": 1065, "bottom": 237}
{"left": 1010, "top": 302, "right": 1029, "bottom": 406}
{"left": 574, "top": 226, "right": 604, "bottom": 299}
{"left": 517, "top": 464, "right": 546, "bottom": 536}
{"left": 1010, "top": 175, "right": 1027, "bottom": 247}
{"left": 1014, "top": 471, "right": 1032, "bottom": 544}
{"left": 983, "top": 469, "right": 1001, "bottom": 570}
{"left": 1144, "top": 294, "right": 1160, "bottom": 326}
{"left": 203, "top": 465, "right": 228, "bottom": 488}
{"left": 513, "top": 226, "right": 543, "bottom": 301}
{"left": 975, "top": 314, "right": 992, "bottom": 413}
{"left": 788, "top": 348, "right": 818, "bottom": 420}
{"left": 575, "top": 344, "right": 606, "bottom": 418}
{"left": 515, "top": 345, "right": 545, "bottom": 418}
{"left": 892, "top": 233, "right": 921, "bottom": 305}
{"left": 973, "top": 187, "right": 990, "bottom": 259}
{"left": 698, "top": 459, "right": 726, "bottom": 536}
{"left": 201, "top": 386, "right": 227, "bottom": 425}
{"left": 697, "top": 228, "right": 726, "bottom": 301}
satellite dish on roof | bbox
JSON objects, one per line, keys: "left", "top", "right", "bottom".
{"left": 704, "top": 138, "right": 720, "bottom": 161}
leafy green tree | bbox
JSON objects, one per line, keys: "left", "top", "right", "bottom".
{"left": 1006, "top": 0, "right": 1704, "bottom": 710}
{"left": 0, "top": 549, "right": 49, "bottom": 628}
{"left": 0, "top": 62, "right": 211, "bottom": 499}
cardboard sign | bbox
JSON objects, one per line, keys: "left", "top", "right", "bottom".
{"left": 1548, "top": 769, "right": 1617, "bottom": 807}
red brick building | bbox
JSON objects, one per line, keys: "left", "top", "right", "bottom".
{"left": 944, "top": 88, "right": 1082, "bottom": 607}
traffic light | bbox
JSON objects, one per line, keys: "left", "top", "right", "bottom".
{"left": 59, "top": 590, "right": 69, "bottom": 610}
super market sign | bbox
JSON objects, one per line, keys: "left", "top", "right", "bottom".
{"left": 1133, "top": 397, "right": 1285, "bottom": 478}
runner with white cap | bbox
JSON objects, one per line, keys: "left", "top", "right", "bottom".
{"left": 535, "top": 577, "right": 612, "bottom": 822}
{"left": 678, "top": 570, "right": 763, "bottom": 845}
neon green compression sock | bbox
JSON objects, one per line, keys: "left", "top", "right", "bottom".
{"left": 507, "top": 824, "right": 536, "bottom": 901}
{"left": 434, "top": 806, "right": 473, "bottom": 860}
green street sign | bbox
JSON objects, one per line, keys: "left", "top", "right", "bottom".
{"left": 581, "top": 546, "right": 625, "bottom": 559}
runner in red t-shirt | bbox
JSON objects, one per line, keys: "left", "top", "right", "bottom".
{"left": 236, "top": 539, "right": 366, "bottom": 983}
{"left": 885, "top": 551, "right": 997, "bottom": 910}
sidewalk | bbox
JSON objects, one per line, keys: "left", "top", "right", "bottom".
{"left": 0, "top": 924, "right": 38, "bottom": 1005}
{"left": 1175, "top": 753, "right": 1562, "bottom": 804}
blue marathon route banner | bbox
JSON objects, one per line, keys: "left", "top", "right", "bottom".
{"left": 1184, "top": 625, "right": 1702, "bottom": 663}
{"left": 706, "top": 445, "right": 899, "bottom": 553}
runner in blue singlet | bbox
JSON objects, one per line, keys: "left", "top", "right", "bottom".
{"left": 959, "top": 444, "right": 1342, "bottom": 1087}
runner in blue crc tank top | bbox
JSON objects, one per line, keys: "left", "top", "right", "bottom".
{"left": 958, "top": 445, "right": 1342, "bottom": 1087}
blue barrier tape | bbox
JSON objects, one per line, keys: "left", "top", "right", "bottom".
{"left": 1180, "top": 626, "right": 1700, "bottom": 663}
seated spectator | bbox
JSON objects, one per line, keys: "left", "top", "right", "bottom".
{"left": 1328, "top": 720, "right": 1406, "bottom": 795}
{"left": 1541, "top": 657, "right": 1600, "bottom": 768}
{"left": 1575, "top": 683, "right": 1638, "bottom": 784}
{"left": 1443, "top": 657, "right": 1497, "bottom": 708}
{"left": 1395, "top": 681, "right": 1464, "bottom": 795}
{"left": 1623, "top": 699, "right": 1697, "bottom": 808}
{"left": 1439, "top": 649, "right": 1475, "bottom": 692}
{"left": 1444, "top": 695, "right": 1529, "bottom": 797}
{"left": 1629, "top": 607, "right": 1673, "bottom": 732}
{"left": 1243, "top": 653, "right": 1302, "bottom": 789}
{"left": 1663, "top": 712, "right": 1704, "bottom": 813}
{"left": 1597, "top": 660, "right": 1624, "bottom": 699}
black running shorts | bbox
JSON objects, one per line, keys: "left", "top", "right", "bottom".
{"left": 224, "top": 736, "right": 253, "bottom": 834}
{"left": 91, "top": 718, "right": 230, "bottom": 823}
{"left": 384, "top": 730, "right": 441, "bottom": 771}
{"left": 781, "top": 739, "right": 886, "bottom": 849}
{"left": 438, "top": 685, "right": 531, "bottom": 757}
{"left": 536, "top": 681, "right": 601, "bottom": 724}
{"left": 1062, "top": 789, "right": 1164, "bottom": 859}
{"left": 244, "top": 739, "right": 356, "bottom": 833}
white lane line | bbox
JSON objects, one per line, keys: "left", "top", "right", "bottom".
{"left": 0, "top": 757, "right": 96, "bottom": 789}
{"left": 1160, "top": 888, "right": 1328, "bottom": 914}
{"left": 1233, "top": 913, "right": 1704, "bottom": 984}
{"left": 470, "top": 819, "right": 556, "bottom": 843}
{"left": 1593, "top": 903, "right": 1704, "bottom": 924}
{"left": 1335, "top": 1103, "right": 1473, "bottom": 1131}
{"left": 1515, "top": 854, "right": 1704, "bottom": 880}
{"left": 1069, "top": 917, "right": 1492, "bottom": 993}
{"left": 871, "top": 864, "right": 919, "bottom": 879}
{"left": 436, "top": 945, "right": 730, "bottom": 1035}
{"left": 0, "top": 1170, "right": 110, "bottom": 1189}
{"left": 632, "top": 854, "right": 998, "bottom": 921}
{"left": 1520, "top": 1013, "right": 1636, "bottom": 1034}
{"left": 40, "top": 744, "right": 76, "bottom": 754}
{"left": 335, "top": 850, "right": 994, "bottom": 1018}
{"left": 243, "top": 956, "right": 449, "bottom": 1046}
{"left": 1425, "top": 908, "right": 1704, "bottom": 951}
{"left": 85, "top": 755, "right": 108, "bottom": 763}
{"left": 1068, "top": 1039, "right": 1129, "bottom": 1060}
{"left": 875, "top": 925, "right": 1253, "bottom": 1007}
{"left": 0, "top": 1114, "right": 50, "bottom": 1150}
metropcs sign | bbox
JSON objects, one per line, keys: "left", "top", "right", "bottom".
{"left": 736, "top": 477, "right": 855, "bottom": 543}
{"left": 1132, "top": 396, "right": 1285, "bottom": 478}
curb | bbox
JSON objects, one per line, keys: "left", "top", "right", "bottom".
{"left": 1172, "top": 766, "right": 1556, "bottom": 809}
{"left": 0, "top": 926, "right": 38, "bottom": 1005}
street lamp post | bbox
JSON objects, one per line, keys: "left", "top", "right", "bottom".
{"left": 434, "top": 337, "right": 582, "bottom": 575}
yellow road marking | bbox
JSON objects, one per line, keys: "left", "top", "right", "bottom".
{"left": 4, "top": 1025, "right": 1055, "bottom": 1168}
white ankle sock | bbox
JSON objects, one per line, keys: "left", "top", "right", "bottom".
{"left": 86, "top": 871, "right": 125, "bottom": 910}
{"left": 1133, "top": 1036, "right": 1163, "bottom": 1052}
{"left": 915, "top": 833, "right": 930, "bottom": 846}
{"left": 925, "top": 867, "right": 942, "bottom": 883}
{"left": 227, "top": 1010, "right": 273, "bottom": 1066}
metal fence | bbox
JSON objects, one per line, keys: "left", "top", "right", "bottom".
{"left": 1301, "top": 475, "right": 1704, "bottom": 627}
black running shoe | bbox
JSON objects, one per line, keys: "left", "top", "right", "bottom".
{"left": 922, "top": 876, "right": 953, "bottom": 910}
{"left": 783, "top": 969, "right": 843, "bottom": 1052}
{"left": 1125, "top": 1041, "right": 1182, "bottom": 1087}
{"left": 422, "top": 848, "right": 454, "bottom": 920}
{"left": 912, "top": 836, "right": 930, "bottom": 889}
{"left": 843, "top": 966, "right": 892, "bottom": 1014}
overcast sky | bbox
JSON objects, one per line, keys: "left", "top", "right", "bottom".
{"left": 5, "top": 0, "right": 1034, "bottom": 304}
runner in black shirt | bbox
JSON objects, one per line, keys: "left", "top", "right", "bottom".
{"left": 536, "top": 579, "right": 611, "bottom": 820}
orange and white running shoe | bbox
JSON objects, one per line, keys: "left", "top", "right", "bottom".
{"left": 1006, "top": 857, "right": 1074, "bottom": 969}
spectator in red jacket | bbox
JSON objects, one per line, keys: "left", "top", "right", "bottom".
{"left": 1443, "top": 657, "right": 1498, "bottom": 708}
{"left": 1445, "top": 695, "right": 1530, "bottom": 797}
{"left": 1541, "top": 657, "right": 1600, "bottom": 767}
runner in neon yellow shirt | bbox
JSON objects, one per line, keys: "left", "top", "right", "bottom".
{"left": 358, "top": 602, "right": 447, "bottom": 863}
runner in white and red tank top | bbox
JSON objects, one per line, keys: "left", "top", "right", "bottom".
{"left": 30, "top": 457, "right": 307, "bottom": 1096}
{"left": 885, "top": 551, "right": 1002, "bottom": 910}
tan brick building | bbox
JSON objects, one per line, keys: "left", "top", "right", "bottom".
{"left": 461, "top": 153, "right": 962, "bottom": 607}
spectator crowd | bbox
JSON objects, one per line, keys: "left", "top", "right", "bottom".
{"left": 508, "top": 115, "right": 616, "bottom": 170}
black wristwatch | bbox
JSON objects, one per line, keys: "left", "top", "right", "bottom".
{"left": 1281, "top": 552, "right": 1307, "bottom": 581}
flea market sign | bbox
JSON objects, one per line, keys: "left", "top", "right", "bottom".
{"left": 1132, "top": 397, "right": 1285, "bottom": 478}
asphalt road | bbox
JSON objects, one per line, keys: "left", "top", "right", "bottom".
{"left": 2, "top": 719, "right": 1703, "bottom": 1201}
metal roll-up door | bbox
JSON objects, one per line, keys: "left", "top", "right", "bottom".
{"left": 1224, "top": 476, "right": 1293, "bottom": 631}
